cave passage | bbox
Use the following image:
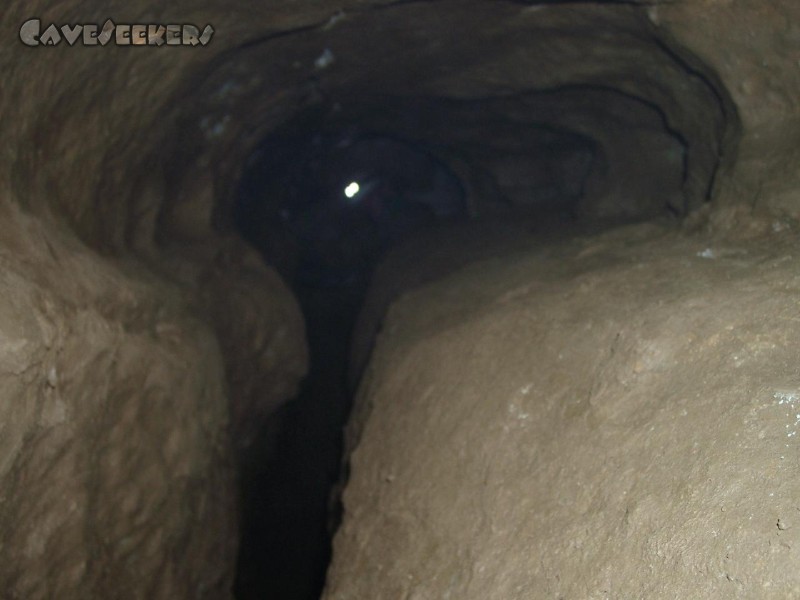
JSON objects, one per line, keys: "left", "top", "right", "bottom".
{"left": 232, "top": 126, "right": 470, "bottom": 599}
{"left": 229, "top": 85, "right": 700, "bottom": 598}
{"left": 1, "top": 0, "right": 778, "bottom": 596}
{"left": 235, "top": 125, "right": 469, "bottom": 289}
{"left": 173, "top": 4, "right": 733, "bottom": 598}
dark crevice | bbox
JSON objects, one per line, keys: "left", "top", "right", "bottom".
{"left": 230, "top": 88, "right": 693, "bottom": 597}
{"left": 230, "top": 77, "right": 725, "bottom": 596}
{"left": 235, "top": 283, "right": 365, "bottom": 600}
{"left": 233, "top": 129, "right": 470, "bottom": 599}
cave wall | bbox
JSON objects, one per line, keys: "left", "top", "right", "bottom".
{"left": 328, "top": 223, "right": 800, "bottom": 599}
{"left": 0, "top": 2, "right": 312, "bottom": 597}
{"left": 326, "top": 2, "right": 800, "bottom": 598}
{"left": 654, "top": 1, "right": 800, "bottom": 219}
{"left": 0, "top": 201, "right": 239, "bottom": 597}
{"left": 0, "top": 0, "right": 799, "bottom": 597}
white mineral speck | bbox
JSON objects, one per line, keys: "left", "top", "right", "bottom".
{"left": 46, "top": 366, "right": 58, "bottom": 388}
{"left": 315, "top": 48, "right": 335, "bottom": 70}
{"left": 323, "top": 11, "right": 346, "bottom": 30}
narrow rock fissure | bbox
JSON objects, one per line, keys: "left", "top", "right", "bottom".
{"left": 235, "top": 281, "right": 366, "bottom": 600}
{"left": 153, "top": 15, "right": 735, "bottom": 594}
{"left": 227, "top": 74, "right": 715, "bottom": 594}
{"left": 5, "top": 0, "right": 799, "bottom": 597}
{"left": 232, "top": 130, "right": 470, "bottom": 599}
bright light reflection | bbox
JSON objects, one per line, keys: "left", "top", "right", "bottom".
{"left": 344, "top": 181, "right": 360, "bottom": 199}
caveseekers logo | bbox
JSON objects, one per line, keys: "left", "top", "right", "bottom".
{"left": 20, "top": 18, "right": 214, "bottom": 46}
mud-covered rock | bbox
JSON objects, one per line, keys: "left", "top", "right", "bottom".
{"left": 327, "top": 223, "right": 800, "bottom": 599}
{"left": 0, "top": 204, "right": 237, "bottom": 598}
